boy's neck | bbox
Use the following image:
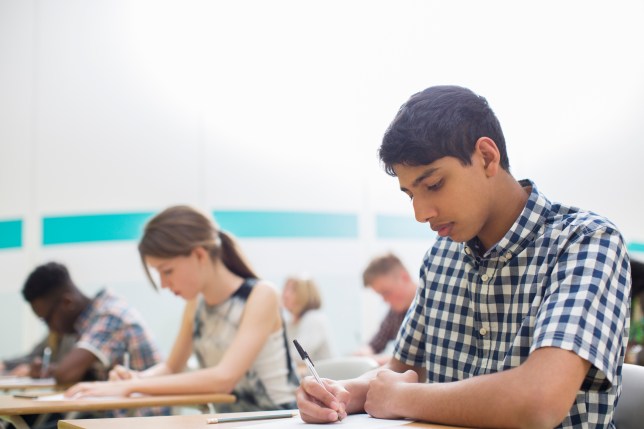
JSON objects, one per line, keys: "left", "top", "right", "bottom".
{"left": 477, "top": 175, "right": 530, "bottom": 252}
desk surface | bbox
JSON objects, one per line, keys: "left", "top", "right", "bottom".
{"left": 0, "top": 392, "right": 235, "bottom": 415}
{"left": 58, "top": 410, "right": 472, "bottom": 429}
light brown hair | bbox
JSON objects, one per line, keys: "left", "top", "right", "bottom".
{"left": 362, "top": 253, "right": 405, "bottom": 287}
{"left": 138, "top": 205, "right": 259, "bottom": 289}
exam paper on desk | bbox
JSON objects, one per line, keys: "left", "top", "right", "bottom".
{"left": 1, "top": 377, "right": 56, "bottom": 385}
{"left": 36, "top": 393, "right": 143, "bottom": 401}
{"left": 242, "top": 414, "right": 411, "bottom": 428}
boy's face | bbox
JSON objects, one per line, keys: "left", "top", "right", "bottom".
{"left": 369, "top": 268, "right": 413, "bottom": 312}
{"left": 395, "top": 155, "right": 494, "bottom": 244}
{"left": 31, "top": 293, "right": 75, "bottom": 333}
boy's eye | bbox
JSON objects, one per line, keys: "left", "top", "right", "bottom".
{"left": 427, "top": 179, "right": 443, "bottom": 191}
{"left": 163, "top": 269, "right": 173, "bottom": 276}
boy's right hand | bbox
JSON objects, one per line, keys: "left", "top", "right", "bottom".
{"left": 29, "top": 357, "right": 43, "bottom": 378}
{"left": 108, "top": 365, "right": 139, "bottom": 381}
{"left": 296, "top": 376, "right": 350, "bottom": 423}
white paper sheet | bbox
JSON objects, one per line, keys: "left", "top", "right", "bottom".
{"left": 36, "top": 393, "right": 141, "bottom": 401}
{"left": 1, "top": 377, "right": 56, "bottom": 386}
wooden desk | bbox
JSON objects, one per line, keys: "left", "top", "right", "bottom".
{"left": 0, "top": 392, "right": 235, "bottom": 429}
{"left": 58, "top": 410, "right": 473, "bottom": 429}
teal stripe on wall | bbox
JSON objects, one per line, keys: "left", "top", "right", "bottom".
{"left": 41, "top": 210, "right": 359, "bottom": 244}
{"left": 0, "top": 219, "right": 22, "bottom": 249}
{"left": 376, "top": 214, "right": 435, "bottom": 240}
{"left": 43, "top": 213, "right": 155, "bottom": 245}
{"left": 214, "top": 210, "right": 358, "bottom": 238}
{"left": 628, "top": 242, "right": 644, "bottom": 253}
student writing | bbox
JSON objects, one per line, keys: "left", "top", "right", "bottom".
{"left": 296, "top": 85, "right": 630, "bottom": 428}
{"left": 66, "top": 205, "right": 299, "bottom": 412}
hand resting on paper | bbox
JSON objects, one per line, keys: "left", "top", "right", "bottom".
{"left": 364, "top": 369, "right": 418, "bottom": 419}
{"left": 65, "top": 380, "right": 130, "bottom": 398}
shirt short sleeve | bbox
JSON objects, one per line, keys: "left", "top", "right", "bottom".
{"left": 532, "top": 224, "right": 630, "bottom": 387}
{"left": 76, "top": 312, "right": 127, "bottom": 368}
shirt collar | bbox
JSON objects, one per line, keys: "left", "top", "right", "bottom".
{"left": 463, "top": 179, "right": 551, "bottom": 261}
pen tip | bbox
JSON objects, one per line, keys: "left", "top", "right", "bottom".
{"left": 292, "top": 339, "right": 307, "bottom": 360}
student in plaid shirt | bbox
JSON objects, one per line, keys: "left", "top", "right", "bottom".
{"left": 20, "top": 262, "right": 165, "bottom": 424}
{"left": 22, "top": 262, "right": 161, "bottom": 384}
{"left": 296, "top": 85, "right": 631, "bottom": 428}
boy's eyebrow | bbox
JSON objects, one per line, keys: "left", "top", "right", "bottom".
{"left": 400, "top": 167, "right": 439, "bottom": 192}
{"left": 413, "top": 167, "right": 439, "bottom": 187}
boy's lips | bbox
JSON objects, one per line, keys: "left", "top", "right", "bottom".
{"left": 432, "top": 222, "right": 454, "bottom": 237}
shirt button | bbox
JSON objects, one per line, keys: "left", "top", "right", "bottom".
{"left": 464, "top": 247, "right": 472, "bottom": 255}
{"left": 481, "top": 273, "right": 489, "bottom": 281}
{"left": 479, "top": 327, "right": 488, "bottom": 336}
{"left": 505, "top": 252, "right": 512, "bottom": 260}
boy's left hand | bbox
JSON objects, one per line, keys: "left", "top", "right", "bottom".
{"left": 365, "top": 369, "right": 418, "bottom": 419}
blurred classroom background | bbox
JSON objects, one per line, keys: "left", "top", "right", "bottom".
{"left": 2, "top": 0, "right": 644, "bottom": 360}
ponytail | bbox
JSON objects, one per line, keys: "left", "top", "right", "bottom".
{"left": 218, "top": 230, "right": 259, "bottom": 279}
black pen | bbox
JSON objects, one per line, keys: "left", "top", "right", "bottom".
{"left": 13, "top": 394, "right": 38, "bottom": 399}
{"left": 292, "top": 339, "right": 328, "bottom": 391}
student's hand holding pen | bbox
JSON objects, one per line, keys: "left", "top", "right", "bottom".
{"left": 293, "top": 339, "right": 354, "bottom": 423}
{"left": 28, "top": 358, "right": 42, "bottom": 378}
{"left": 296, "top": 376, "right": 350, "bottom": 423}
{"left": 28, "top": 358, "right": 52, "bottom": 379}
{"left": 108, "top": 365, "right": 139, "bottom": 381}
{"left": 109, "top": 352, "right": 137, "bottom": 381}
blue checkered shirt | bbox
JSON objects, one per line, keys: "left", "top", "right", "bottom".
{"left": 393, "top": 179, "right": 631, "bottom": 428}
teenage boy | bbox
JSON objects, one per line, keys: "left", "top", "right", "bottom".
{"left": 22, "top": 262, "right": 162, "bottom": 385}
{"left": 13, "top": 262, "right": 166, "bottom": 425}
{"left": 296, "top": 85, "right": 630, "bottom": 428}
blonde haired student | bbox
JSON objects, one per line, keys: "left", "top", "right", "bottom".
{"left": 282, "top": 276, "right": 335, "bottom": 363}
{"left": 66, "top": 205, "right": 299, "bottom": 412}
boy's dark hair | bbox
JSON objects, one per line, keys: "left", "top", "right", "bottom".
{"left": 22, "top": 262, "right": 72, "bottom": 302}
{"left": 379, "top": 85, "right": 509, "bottom": 176}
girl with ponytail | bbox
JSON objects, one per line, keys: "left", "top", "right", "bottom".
{"left": 65, "top": 205, "right": 298, "bottom": 412}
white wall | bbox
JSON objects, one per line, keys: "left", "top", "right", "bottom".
{"left": 2, "top": 0, "right": 644, "bottom": 360}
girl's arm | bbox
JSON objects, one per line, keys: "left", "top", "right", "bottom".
{"left": 67, "top": 283, "right": 281, "bottom": 397}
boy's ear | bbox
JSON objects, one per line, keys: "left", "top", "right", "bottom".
{"left": 59, "top": 291, "right": 74, "bottom": 310}
{"left": 476, "top": 137, "right": 500, "bottom": 177}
